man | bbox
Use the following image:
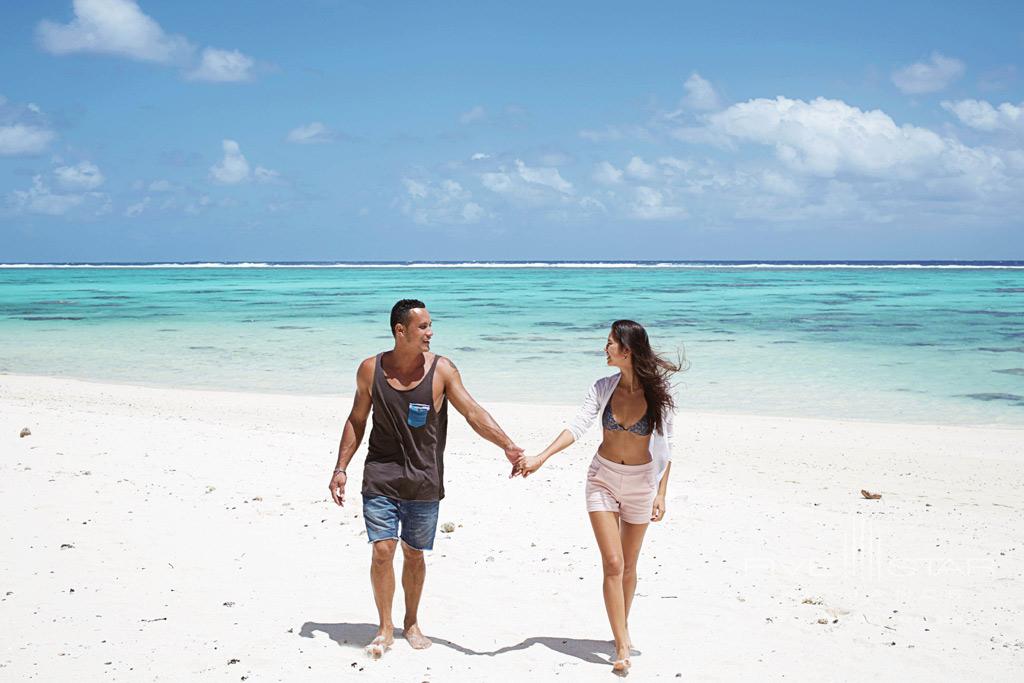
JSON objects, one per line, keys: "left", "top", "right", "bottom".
{"left": 328, "top": 299, "right": 523, "bottom": 657}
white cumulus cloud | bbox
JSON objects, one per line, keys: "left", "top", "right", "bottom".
{"left": 210, "top": 140, "right": 250, "bottom": 183}
{"left": 207, "top": 140, "right": 279, "bottom": 185}
{"left": 208, "top": 139, "right": 252, "bottom": 184}
{"left": 37, "top": 1, "right": 257, "bottom": 83}
{"left": 54, "top": 161, "right": 104, "bottom": 189}
{"left": 707, "top": 96, "right": 953, "bottom": 178}
{"left": 942, "top": 99, "right": 1023, "bottom": 133}
{"left": 891, "top": 52, "right": 965, "bottom": 94}
{"left": 36, "top": 0, "right": 194, "bottom": 64}
{"left": 187, "top": 47, "right": 255, "bottom": 82}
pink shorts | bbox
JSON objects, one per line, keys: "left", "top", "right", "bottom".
{"left": 585, "top": 453, "right": 658, "bottom": 524}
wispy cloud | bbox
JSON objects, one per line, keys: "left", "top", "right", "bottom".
{"left": 8, "top": 174, "right": 108, "bottom": 216}
{"left": 630, "top": 186, "right": 687, "bottom": 220}
{"left": 625, "top": 156, "right": 656, "bottom": 180}
{"left": 0, "top": 124, "right": 55, "bottom": 156}
{"left": 459, "top": 105, "right": 487, "bottom": 124}
{"left": 891, "top": 52, "right": 965, "bottom": 94}
{"left": 186, "top": 48, "right": 254, "bottom": 82}
{"left": 54, "top": 161, "right": 105, "bottom": 189}
{"left": 9, "top": 175, "right": 84, "bottom": 215}
{"left": 286, "top": 122, "right": 335, "bottom": 144}
{"left": 0, "top": 96, "right": 56, "bottom": 156}
{"left": 400, "top": 177, "right": 485, "bottom": 225}
{"left": 514, "top": 159, "right": 572, "bottom": 194}
{"left": 681, "top": 72, "right": 721, "bottom": 111}
{"left": 124, "top": 196, "right": 150, "bottom": 217}
{"left": 593, "top": 161, "right": 624, "bottom": 185}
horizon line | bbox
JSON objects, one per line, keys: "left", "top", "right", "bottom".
{"left": 2, "top": 259, "right": 1024, "bottom": 270}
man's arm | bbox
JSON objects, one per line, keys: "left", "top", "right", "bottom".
{"left": 329, "top": 358, "right": 374, "bottom": 507}
{"left": 438, "top": 357, "right": 523, "bottom": 466}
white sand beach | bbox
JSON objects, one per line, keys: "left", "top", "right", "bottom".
{"left": 2, "top": 373, "right": 1022, "bottom": 681}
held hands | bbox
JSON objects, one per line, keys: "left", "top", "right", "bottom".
{"left": 651, "top": 494, "right": 666, "bottom": 522}
{"left": 503, "top": 443, "right": 525, "bottom": 478}
{"left": 328, "top": 471, "right": 347, "bottom": 506}
{"left": 514, "top": 454, "right": 545, "bottom": 478}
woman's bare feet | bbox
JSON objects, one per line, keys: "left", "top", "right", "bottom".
{"left": 364, "top": 628, "right": 394, "bottom": 658}
{"left": 625, "top": 629, "right": 640, "bottom": 656}
{"left": 403, "top": 622, "right": 432, "bottom": 650}
{"left": 611, "top": 657, "right": 631, "bottom": 677}
{"left": 611, "top": 643, "right": 631, "bottom": 676}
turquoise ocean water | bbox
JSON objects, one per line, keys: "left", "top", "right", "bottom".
{"left": 1, "top": 263, "right": 1022, "bottom": 427}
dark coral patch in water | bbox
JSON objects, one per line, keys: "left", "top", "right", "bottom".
{"left": 960, "top": 392, "right": 1024, "bottom": 404}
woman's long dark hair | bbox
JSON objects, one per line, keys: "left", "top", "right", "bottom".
{"left": 611, "top": 319, "right": 684, "bottom": 435}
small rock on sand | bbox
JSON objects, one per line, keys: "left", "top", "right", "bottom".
{"left": 440, "top": 522, "right": 456, "bottom": 533}
{"left": 20, "top": 427, "right": 31, "bottom": 438}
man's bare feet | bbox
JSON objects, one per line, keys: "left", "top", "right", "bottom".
{"left": 364, "top": 628, "right": 394, "bottom": 659}
{"left": 403, "top": 622, "right": 432, "bottom": 650}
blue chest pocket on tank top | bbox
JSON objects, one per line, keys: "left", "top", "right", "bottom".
{"left": 407, "top": 403, "right": 430, "bottom": 428}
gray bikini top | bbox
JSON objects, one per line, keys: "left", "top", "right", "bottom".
{"left": 602, "top": 401, "right": 653, "bottom": 436}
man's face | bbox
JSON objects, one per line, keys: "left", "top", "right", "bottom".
{"left": 399, "top": 308, "right": 433, "bottom": 351}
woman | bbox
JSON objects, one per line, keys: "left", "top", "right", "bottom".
{"left": 516, "top": 319, "right": 680, "bottom": 677}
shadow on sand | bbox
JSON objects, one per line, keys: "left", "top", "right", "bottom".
{"left": 298, "top": 622, "right": 615, "bottom": 666}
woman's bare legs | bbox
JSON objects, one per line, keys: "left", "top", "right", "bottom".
{"left": 589, "top": 511, "right": 631, "bottom": 667}
{"left": 620, "top": 520, "right": 649, "bottom": 652}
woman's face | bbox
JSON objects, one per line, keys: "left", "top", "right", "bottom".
{"left": 605, "top": 332, "right": 630, "bottom": 368}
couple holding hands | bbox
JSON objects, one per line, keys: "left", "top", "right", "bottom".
{"left": 328, "top": 299, "right": 680, "bottom": 676}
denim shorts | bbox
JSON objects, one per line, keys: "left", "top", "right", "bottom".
{"left": 362, "top": 494, "right": 440, "bottom": 551}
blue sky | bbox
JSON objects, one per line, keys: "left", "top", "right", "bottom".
{"left": 1, "top": 0, "right": 1022, "bottom": 261}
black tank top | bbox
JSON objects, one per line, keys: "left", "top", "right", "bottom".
{"left": 363, "top": 352, "right": 449, "bottom": 501}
